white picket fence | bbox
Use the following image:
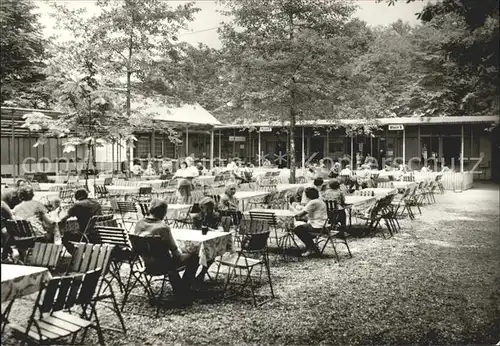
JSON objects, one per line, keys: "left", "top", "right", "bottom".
{"left": 412, "top": 171, "right": 474, "bottom": 191}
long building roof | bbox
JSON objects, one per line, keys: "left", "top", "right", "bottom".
{"left": 215, "top": 115, "right": 499, "bottom": 129}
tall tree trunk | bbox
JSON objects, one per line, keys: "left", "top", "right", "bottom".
{"left": 85, "top": 142, "right": 91, "bottom": 190}
{"left": 126, "top": 70, "right": 132, "bottom": 177}
{"left": 289, "top": 104, "right": 296, "bottom": 184}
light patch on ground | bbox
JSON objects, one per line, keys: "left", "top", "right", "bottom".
{"left": 421, "top": 239, "right": 456, "bottom": 248}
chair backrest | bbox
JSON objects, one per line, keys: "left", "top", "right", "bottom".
{"left": 168, "top": 178, "right": 178, "bottom": 187}
{"left": 220, "top": 216, "right": 232, "bottom": 232}
{"left": 190, "top": 203, "right": 202, "bottom": 214}
{"left": 128, "top": 234, "right": 176, "bottom": 275}
{"left": 4, "top": 219, "right": 36, "bottom": 238}
{"left": 138, "top": 186, "right": 152, "bottom": 195}
{"left": 249, "top": 211, "right": 278, "bottom": 227}
{"left": 220, "top": 209, "right": 242, "bottom": 226}
{"left": 103, "top": 177, "right": 113, "bottom": 186}
{"left": 83, "top": 214, "right": 115, "bottom": 236}
{"left": 37, "top": 269, "right": 102, "bottom": 314}
{"left": 354, "top": 190, "right": 374, "bottom": 197}
{"left": 241, "top": 231, "right": 270, "bottom": 252}
{"left": 239, "top": 218, "right": 269, "bottom": 235}
{"left": 68, "top": 243, "right": 114, "bottom": 275}
{"left": 59, "top": 189, "right": 74, "bottom": 202}
{"left": 94, "top": 226, "right": 131, "bottom": 248}
{"left": 117, "top": 201, "right": 138, "bottom": 214}
{"left": 94, "top": 185, "right": 108, "bottom": 197}
{"left": 29, "top": 243, "right": 63, "bottom": 270}
{"left": 138, "top": 203, "right": 149, "bottom": 217}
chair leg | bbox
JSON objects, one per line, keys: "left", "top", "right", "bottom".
{"left": 264, "top": 254, "right": 275, "bottom": 298}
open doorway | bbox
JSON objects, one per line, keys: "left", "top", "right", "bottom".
{"left": 442, "top": 137, "right": 461, "bottom": 168}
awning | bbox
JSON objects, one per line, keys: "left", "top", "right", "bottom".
{"left": 131, "top": 101, "right": 221, "bottom": 128}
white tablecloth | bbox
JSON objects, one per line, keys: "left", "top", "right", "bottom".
{"left": 1, "top": 264, "right": 52, "bottom": 303}
{"left": 171, "top": 229, "right": 232, "bottom": 267}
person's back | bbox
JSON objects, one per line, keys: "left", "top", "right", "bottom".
{"left": 68, "top": 198, "right": 102, "bottom": 233}
{"left": 304, "top": 198, "right": 327, "bottom": 229}
{"left": 12, "top": 187, "right": 51, "bottom": 237}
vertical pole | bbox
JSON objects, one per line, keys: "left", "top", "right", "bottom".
{"left": 470, "top": 127, "right": 473, "bottom": 158}
{"left": 232, "top": 128, "right": 236, "bottom": 158}
{"left": 301, "top": 126, "right": 305, "bottom": 169}
{"left": 258, "top": 130, "right": 262, "bottom": 167}
{"left": 326, "top": 129, "right": 329, "bottom": 158}
{"left": 350, "top": 135, "right": 354, "bottom": 169}
{"left": 210, "top": 130, "right": 214, "bottom": 170}
{"left": 185, "top": 125, "right": 189, "bottom": 157}
{"left": 151, "top": 130, "right": 156, "bottom": 159}
{"left": 460, "top": 125, "right": 464, "bottom": 173}
{"left": 111, "top": 141, "right": 114, "bottom": 175}
{"left": 11, "top": 110, "right": 16, "bottom": 179}
{"left": 218, "top": 130, "right": 222, "bottom": 163}
{"left": 403, "top": 127, "right": 406, "bottom": 166}
{"left": 370, "top": 135, "right": 373, "bottom": 156}
{"left": 248, "top": 130, "right": 252, "bottom": 162}
{"left": 417, "top": 125, "right": 421, "bottom": 167}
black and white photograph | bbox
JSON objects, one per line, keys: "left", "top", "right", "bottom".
{"left": 0, "top": 0, "right": 499, "bottom": 344}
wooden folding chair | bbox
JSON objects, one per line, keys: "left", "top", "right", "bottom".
{"left": 66, "top": 243, "right": 126, "bottom": 334}
{"left": 127, "top": 235, "right": 188, "bottom": 317}
{"left": 215, "top": 230, "right": 274, "bottom": 307}
{"left": 27, "top": 243, "right": 63, "bottom": 271}
{"left": 2, "top": 220, "right": 45, "bottom": 263}
{"left": 116, "top": 201, "right": 140, "bottom": 231}
{"left": 7, "top": 269, "right": 105, "bottom": 345}
{"left": 93, "top": 226, "right": 139, "bottom": 311}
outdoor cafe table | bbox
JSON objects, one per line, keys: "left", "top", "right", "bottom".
{"left": 106, "top": 185, "right": 140, "bottom": 195}
{"left": 392, "top": 181, "right": 416, "bottom": 190}
{"left": 34, "top": 190, "right": 60, "bottom": 202}
{"left": 363, "top": 187, "right": 398, "bottom": 197}
{"left": 244, "top": 208, "right": 295, "bottom": 229}
{"left": 276, "top": 183, "right": 308, "bottom": 193}
{"left": 234, "top": 190, "right": 270, "bottom": 212}
{"left": 1, "top": 264, "right": 52, "bottom": 332}
{"left": 195, "top": 176, "right": 216, "bottom": 186}
{"left": 166, "top": 204, "right": 192, "bottom": 221}
{"left": 344, "top": 195, "right": 377, "bottom": 226}
{"left": 171, "top": 229, "right": 232, "bottom": 267}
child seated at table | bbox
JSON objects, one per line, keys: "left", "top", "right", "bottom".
{"left": 322, "top": 179, "right": 347, "bottom": 228}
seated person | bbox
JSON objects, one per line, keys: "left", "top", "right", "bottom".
{"left": 210, "top": 163, "right": 222, "bottom": 176}
{"left": 134, "top": 199, "right": 199, "bottom": 298}
{"left": 220, "top": 185, "right": 239, "bottom": 211}
{"left": 301, "top": 177, "right": 324, "bottom": 205}
{"left": 329, "top": 161, "right": 341, "bottom": 178}
{"left": 219, "top": 185, "right": 242, "bottom": 225}
{"left": 1, "top": 200, "right": 13, "bottom": 248}
{"left": 131, "top": 160, "right": 143, "bottom": 175}
{"left": 322, "top": 179, "right": 347, "bottom": 228}
{"left": 340, "top": 166, "right": 353, "bottom": 176}
{"left": 195, "top": 161, "right": 208, "bottom": 176}
{"left": 232, "top": 162, "right": 248, "bottom": 183}
{"left": 226, "top": 157, "right": 237, "bottom": 171}
{"left": 12, "top": 186, "right": 56, "bottom": 241}
{"left": 59, "top": 189, "right": 102, "bottom": 252}
{"left": 293, "top": 187, "right": 328, "bottom": 257}
{"left": 192, "top": 197, "right": 221, "bottom": 230}
{"left": 289, "top": 186, "right": 305, "bottom": 212}
{"left": 143, "top": 162, "right": 157, "bottom": 176}
{"left": 1, "top": 188, "right": 22, "bottom": 210}
{"left": 175, "top": 161, "right": 193, "bottom": 203}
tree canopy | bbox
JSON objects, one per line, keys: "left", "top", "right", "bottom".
{"left": 0, "top": 0, "right": 49, "bottom": 108}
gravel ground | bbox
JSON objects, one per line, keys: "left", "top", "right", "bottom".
{"left": 2, "top": 182, "right": 499, "bottom": 345}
